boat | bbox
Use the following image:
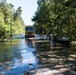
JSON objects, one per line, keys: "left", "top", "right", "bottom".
{"left": 57, "top": 39, "right": 71, "bottom": 45}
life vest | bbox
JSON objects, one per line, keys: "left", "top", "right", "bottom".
{"left": 54, "top": 32, "right": 57, "bottom": 37}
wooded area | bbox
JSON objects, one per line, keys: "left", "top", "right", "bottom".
{"left": 32, "top": 0, "right": 76, "bottom": 40}
{"left": 0, "top": 0, "right": 25, "bottom": 39}
{"left": 0, "top": 0, "right": 76, "bottom": 40}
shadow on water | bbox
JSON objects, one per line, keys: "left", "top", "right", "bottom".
{"left": 0, "top": 38, "right": 39, "bottom": 75}
{"left": 0, "top": 37, "right": 76, "bottom": 75}
{"left": 32, "top": 39, "right": 76, "bottom": 75}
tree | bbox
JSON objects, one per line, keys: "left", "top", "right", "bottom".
{"left": 0, "top": 0, "right": 25, "bottom": 38}
{"left": 32, "top": 0, "right": 76, "bottom": 39}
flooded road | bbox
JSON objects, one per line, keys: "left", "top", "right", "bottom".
{"left": 35, "top": 38, "right": 76, "bottom": 75}
{"left": 0, "top": 36, "right": 39, "bottom": 75}
{"left": 0, "top": 35, "right": 76, "bottom": 75}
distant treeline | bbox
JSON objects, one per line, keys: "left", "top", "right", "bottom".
{"left": 0, "top": 0, "right": 25, "bottom": 39}
{"left": 32, "top": 0, "right": 76, "bottom": 40}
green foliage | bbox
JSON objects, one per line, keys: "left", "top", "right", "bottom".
{"left": 32, "top": 0, "right": 76, "bottom": 39}
{"left": 0, "top": 0, "right": 25, "bottom": 39}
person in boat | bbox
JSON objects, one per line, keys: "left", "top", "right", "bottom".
{"left": 61, "top": 36, "right": 66, "bottom": 41}
{"left": 60, "top": 36, "right": 71, "bottom": 45}
{"left": 49, "top": 33, "right": 53, "bottom": 40}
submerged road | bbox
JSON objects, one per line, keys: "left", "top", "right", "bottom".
{"left": 0, "top": 35, "right": 39, "bottom": 75}
{"left": 0, "top": 34, "right": 76, "bottom": 75}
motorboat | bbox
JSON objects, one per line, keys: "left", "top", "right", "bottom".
{"left": 57, "top": 39, "right": 71, "bottom": 45}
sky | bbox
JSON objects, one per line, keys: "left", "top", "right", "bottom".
{"left": 7, "top": 0, "right": 38, "bottom": 26}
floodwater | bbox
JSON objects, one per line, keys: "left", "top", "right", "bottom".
{"left": 35, "top": 39, "right": 76, "bottom": 75}
{"left": 0, "top": 37, "right": 39, "bottom": 75}
{"left": 0, "top": 35, "right": 76, "bottom": 75}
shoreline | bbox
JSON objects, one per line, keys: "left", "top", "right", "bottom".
{"left": 0, "top": 38, "right": 9, "bottom": 42}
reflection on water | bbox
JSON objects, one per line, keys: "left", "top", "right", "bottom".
{"left": 0, "top": 38, "right": 76, "bottom": 75}
{"left": 25, "top": 38, "right": 35, "bottom": 48}
{"left": 0, "top": 39, "right": 39, "bottom": 75}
